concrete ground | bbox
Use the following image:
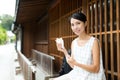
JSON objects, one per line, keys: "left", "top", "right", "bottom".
{"left": 0, "top": 43, "right": 24, "bottom": 80}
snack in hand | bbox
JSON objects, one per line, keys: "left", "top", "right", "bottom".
{"left": 55, "top": 38, "right": 64, "bottom": 49}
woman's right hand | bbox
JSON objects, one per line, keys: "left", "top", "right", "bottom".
{"left": 56, "top": 43, "right": 71, "bottom": 58}
{"left": 56, "top": 43, "right": 65, "bottom": 52}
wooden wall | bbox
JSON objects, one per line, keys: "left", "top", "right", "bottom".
{"left": 22, "top": 22, "right": 35, "bottom": 58}
{"left": 34, "top": 15, "right": 49, "bottom": 54}
{"left": 87, "top": 0, "right": 120, "bottom": 79}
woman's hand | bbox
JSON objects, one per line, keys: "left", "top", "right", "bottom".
{"left": 55, "top": 38, "right": 64, "bottom": 50}
{"left": 56, "top": 43, "right": 65, "bottom": 52}
{"left": 67, "top": 56, "right": 76, "bottom": 66}
{"left": 56, "top": 43, "right": 70, "bottom": 58}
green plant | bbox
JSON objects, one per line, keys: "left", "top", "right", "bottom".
{"left": 0, "top": 26, "right": 7, "bottom": 45}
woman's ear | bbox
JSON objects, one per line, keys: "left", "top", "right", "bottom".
{"left": 84, "top": 21, "right": 87, "bottom": 33}
{"left": 85, "top": 21, "right": 87, "bottom": 27}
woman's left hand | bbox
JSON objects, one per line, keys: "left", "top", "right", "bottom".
{"left": 67, "top": 56, "right": 76, "bottom": 65}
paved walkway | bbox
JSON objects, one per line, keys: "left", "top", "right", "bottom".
{"left": 0, "top": 43, "right": 23, "bottom": 80}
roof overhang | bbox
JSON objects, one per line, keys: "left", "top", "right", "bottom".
{"left": 15, "top": 0, "right": 55, "bottom": 24}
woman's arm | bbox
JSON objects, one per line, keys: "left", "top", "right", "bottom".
{"left": 65, "top": 52, "right": 74, "bottom": 68}
{"left": 68, "top": 39, "right": 100, "bottom": 73}
{"left": 56, "top": 42, "right": 74, "bottom": 68}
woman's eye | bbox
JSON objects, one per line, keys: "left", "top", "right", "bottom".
{"left": 71, "top": 24, "right": 74, "bottom": 26}
{"left": 76, "top": 22, "right": 80, "bottom": 24}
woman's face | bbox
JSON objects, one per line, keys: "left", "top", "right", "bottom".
{"left": 70, "top": 18, "right": 86, "bottom": 35}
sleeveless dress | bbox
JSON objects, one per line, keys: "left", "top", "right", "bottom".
{"left": 67, "top": 37, "right": 106, "bottom": 80}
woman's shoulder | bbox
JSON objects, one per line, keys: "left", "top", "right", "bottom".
{"left": 88, "top": 36, "right": 100, "bottom": 47}
{"left": 91, "top": 36, "right": 100, "bottom": 42}
{"left": 91, "top": 36, "right": 100, "bottom": 48}
{"left": 90, "top": 36, "right": 99, "bottom": 41}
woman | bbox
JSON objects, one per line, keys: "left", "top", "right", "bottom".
{"left": 52, "top": 12, "right": 106, "bottom": 80}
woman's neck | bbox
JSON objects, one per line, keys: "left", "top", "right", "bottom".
{"left": 78, "top": 33, "right": 90, "bottom": 40}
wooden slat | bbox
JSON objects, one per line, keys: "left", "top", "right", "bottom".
{"left": 104, "top": 0, "right": 108, "bottom": 79}
{"left": 91, "top": 3, "right": 94, "bottom": 33}
{"left": 116, "top": 5, "right": 119, "bottom": 80}
{"left": 105, "top": 33, "right": 108, "bottom": 77}
{"left": 110, "top": 0, "right": 114, "bottom": 79}
{"left": 87, "top": 1, "right": 90, "bottom": 34}
{"left": 99, "top": 0, "right": 102, "bottom": 33}
{"left": 110, "top": 34, "right": 114, "bottom": 79}
{"left": 99, "top": 0, "right": 103, "bottom": 48}
{"left": 59, "top": 0, "right": 61, "bottom": 37}
{"left": 116, "top": 0, "right": 120, "bottom": 79}
{"left": 95, "top": 0, "right": 98, "bottom": 34}
{"left": 104, "top": 0, "right": 107, "bottom": 32}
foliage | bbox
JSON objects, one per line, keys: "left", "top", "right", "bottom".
{"left": 0, "top": 14, "right": 14, "bottom": 30}
{"left": 0, "top": 26, "right": 7, "bottom": 45}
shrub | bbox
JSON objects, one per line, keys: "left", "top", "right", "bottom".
{"left": 0, "top": 26, "right": 7, "bottom": 45}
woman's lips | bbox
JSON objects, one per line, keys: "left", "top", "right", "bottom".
{"left": 75, "top": 30, "right": 80, "bottom": 33}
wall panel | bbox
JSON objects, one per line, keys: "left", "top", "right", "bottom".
{"left": 87, "top": 0, "right": 120, "bottom": 79}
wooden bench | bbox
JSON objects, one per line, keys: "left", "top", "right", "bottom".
{"left": 18, "top": 52, "right": 36, "bottom": 80}
{"left": 32, "top": 49, "right": 56, "bottom": 80}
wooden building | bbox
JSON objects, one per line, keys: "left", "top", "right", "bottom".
{"left": 13, "top": 0, "right": 120, "bottom": 80}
